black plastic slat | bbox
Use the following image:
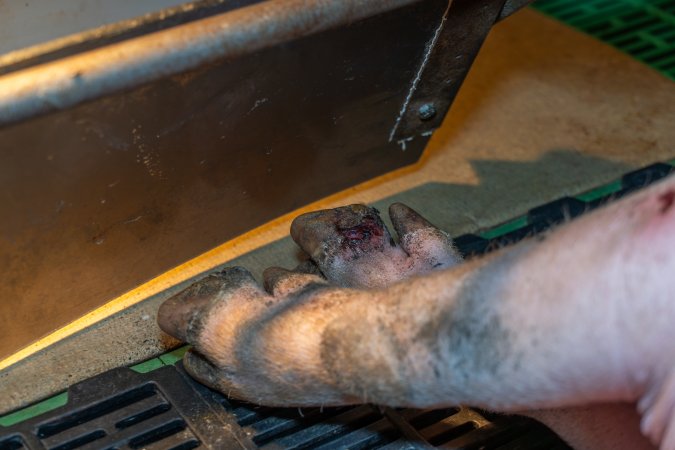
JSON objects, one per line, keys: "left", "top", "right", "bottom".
{"left": 0, "top": 366, "right": 251, "bottom": 449}
{"left": 130, "top": 422, "right": 199, "bottom": 450}
{"left": 258, "top": 406, "right": 374, "bottom": 449}
{"left": 37, "top": 385, "right": 156, "bottom": 439}
{"left": 621, "top": 162, "right": 674, "bottom": 191}
{"left": 231, "top": 407, "right": 267, "bottom": 427}
{"left": 0, "top": 434, "right": 41, "bottom": 450}
{"left": 0, "top": 436, "right": 26, "bottom": 450}
{"left": 311, "top": 416, "right": 402, "bottom": 450}
{"left": 378, "top": 441, "right": 434, "bottom": 450}
{"left": 260, "top": 406, "right": 381, "bottom": 450}
{"left": 165, "top": 439, "right": 202, "bottom": 450}
{"left": 128, "top": 418, "right": 189, "bottom": 449}
{"left": 454, "top": 233, "right": 490, "bottom": 256}
{"left": 225, "top": 402, "right": 339, "bottom": 430}
{"left": 527, "top": 197, "right": 587, "bottom": 224}
{"left": 40, "top": 387, "right": 169, "bottom": 449}
{"left": 39, "top": 392, "right": 186, "bottom": 450}
{"left": 78, "top": 410, "right": 192, "bottom": 450}
{"left": 46, "top": 429, "right": 106, "bottom": 450}
{"left": 115, "top": 402, "right": 172, "bottom": 429}
{"left": 489, "top": 223, "right": 541, "bottom": 248}
{"left": 584, "top": 163, "right": 675, "bottom": 209}
{"left": 249, "top": 408, "right": 336, "bottom": 446}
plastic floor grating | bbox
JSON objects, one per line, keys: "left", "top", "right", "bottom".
{"left": 1, "top": 161, "right": 673, "bottom": 449}
{"left": 0, "top": 364, "right": 569, "bottom": 450}
{"left": 533, "top": 0, "right": 675, "bottom": 80}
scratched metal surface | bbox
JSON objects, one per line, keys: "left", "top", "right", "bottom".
{"left": 0, "top": 0, "right": 452, "bottom": 358}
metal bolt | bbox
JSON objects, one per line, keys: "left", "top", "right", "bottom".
{"left": 417, "top": 103, "right": 436, "bottom": 121}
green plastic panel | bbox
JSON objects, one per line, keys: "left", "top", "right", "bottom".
{"left": 0, "top": 392, "right": 68, "bottom": 427}
{"left": 533, "top": 0, "right": 675, "bottom": 80}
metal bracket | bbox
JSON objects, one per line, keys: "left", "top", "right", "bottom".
{"left": 389, "top": 0, "right": 509, "bottom": 142}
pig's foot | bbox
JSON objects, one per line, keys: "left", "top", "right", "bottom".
{"left": 158, "top": 178, "right": 675, "bottom": 448}
{"left": 157, "top": 203, "right": 462, "bottom": 406}
{"left": 290, "top": 203, "right": 463, "bottom": 288}
{"left": 158, "top": 265, "right": 362, "bottom": 405}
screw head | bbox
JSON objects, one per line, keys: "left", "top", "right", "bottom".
{"left": 417, "top": 103, "right": 436, "bottom": 121}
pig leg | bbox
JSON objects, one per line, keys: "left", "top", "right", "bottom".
{"left": 291, "top": 200, "right": 661, "bottom": 450}
{"left": 158, "top": 176, "right": 675, "bottom": 449}
{"left": 291, "top": 201, "right": 660, "bottom": 450}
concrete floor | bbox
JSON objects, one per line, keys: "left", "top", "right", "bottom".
{"left": 1, "top": 8, "right": 674, "bottom": 414}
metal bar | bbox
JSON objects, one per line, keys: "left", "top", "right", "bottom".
{"left": 0, "top": 0, "right": 422, "bottom": 128}
{"left": 390, "top": 0, "right": 507, "bottom": 141}
{"left": 0, "top": 0, "right": 249, "bottom": 77}
{"left": 498, "top": 0, "right": 532, "bottom": 21}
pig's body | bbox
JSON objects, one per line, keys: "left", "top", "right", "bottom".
{"left": 158, "top": 175, "right": 675, "bottom": 449}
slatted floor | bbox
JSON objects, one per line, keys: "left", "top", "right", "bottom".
{"left": 533, "top": 0, "right": 675, "bottom": 80}
{"left": 0, "top": 364, "right": 570, "bottom": 449}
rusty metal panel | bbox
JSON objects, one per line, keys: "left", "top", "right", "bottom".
{"left": 0, "top": 0, "right": 452, "bottom": 357}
